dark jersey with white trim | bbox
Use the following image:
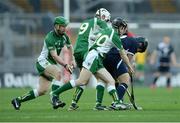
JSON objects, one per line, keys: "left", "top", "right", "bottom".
{"left": 156, "top": 42, "right": 174, "bottom": 64}
{"left": 106, "top": 36, "right": 139, "bottom": 56}
{"left": 103, "top": 37, "right": 139, "bottom": 79}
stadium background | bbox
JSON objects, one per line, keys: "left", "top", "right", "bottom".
{"left": 0, "top": 0, "right": 180, "bottom": 88}
{"left": 0, "top": 0, "right": 180, "bottom": 122}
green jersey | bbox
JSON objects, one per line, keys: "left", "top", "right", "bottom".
{"left": 37, "top": 31, "right": 71, "bottom": 64}
{"left": 74, "top": 17, "right": 108, "bottom": 54}
{"left": 89, "top": 27, "right": 123, "bottom": 57}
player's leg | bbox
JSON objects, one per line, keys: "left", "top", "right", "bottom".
{"left": 68, "top": 85, "right": 85, "bottom": 110}
{"left": 72, "top": 86, "right": 84, "bottom": 104}
{"left": 165, "top": 72, "right": 172, "bottom": 88}
{"left": 38, "top": 59, "right": 68, "bottom": 108}
{"left": 116, "top": 73, "right": 130, "bottom": 101}
{"left": 69, "top": 52, "right": 86, "bottom": 110}
{"left": 151, "top": 71, "right": 160, "bottom": 89}
{"left": 94, "top": 79, "right": 107, "bottom": 110}
{"left": 11, "top": 59, "right": 64, "bottom": 110}
{"left": 50, "top": 67, "right": 92, "bottom": 109}
{"left": 151, "top": 66, "right": 162, "bottom": 88}
{"left": 110, "top": 61, "right": 129, "bottom": 101}
{"left": 52, "top": 68, "right": 91, "bottom": 96}
{"left": 38, "top": 61, "right": 66, "bottom": 109}
{"left": 51, "top": 50, "right": 102, "bottom": 109}
{"left": 103, "top": 58, "right": 130, "bottom": 107}
{"left": 37, "top": 58, "right": 64, "bottom": 91}
{"left": 69, "top": 74, "right": 98, "bottom": 110}
{"left": 11, "top": 76, "right": 50, "bottom": 110}
{"left": 115, "top": 73, "right": 133, "bottom": 109}
{"left": 11, "top": 60, "right": 54, "bottom": 110}
{"left": 161, "top": 66, "right": 171, "bottom": 88}
{"left": 95, "top": 68, "right": 127, "bottom": 110}
{"left": 70, "top": 50, "right": 103, "bottom": 110}
{"left": 44, "top": 65, "right": 64, "bottom": 92}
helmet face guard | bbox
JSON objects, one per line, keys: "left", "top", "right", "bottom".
{"left": 112, "top": 17, "right": 127, "bottom": 35}
{"left": 112, "top": 17, "right": 127, "bottom": 29}
{"left": 136, "top": 37, "right": 148, "bottom": 52}
{"left": 95, "top": 8, "right": 111, "bottom": 22}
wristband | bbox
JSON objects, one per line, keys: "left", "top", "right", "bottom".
{"left": 64, "top": 64, "right": 67, "bottom": 68}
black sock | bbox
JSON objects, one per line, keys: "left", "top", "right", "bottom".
{"left": 167, "top": 77, "right": 171, "bottom": 87}
{"left": 115, "top": 82, "right": 119, "bottom": 89}
{"left": 153, "top": 77, "right": 158, "bottom": 84}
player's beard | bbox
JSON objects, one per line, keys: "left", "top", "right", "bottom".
{"left": 57, "top": 30, "right": 64, "bottom": 35}
{"left": 55, "top": 29, "right": 64, "bottom": 36}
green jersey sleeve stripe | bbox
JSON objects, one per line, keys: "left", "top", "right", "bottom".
{"left": 94, "top": 17, "right": 97, "bottom": 30}
{"left": 110, "top": 28, "right": 114, "bottom": 40}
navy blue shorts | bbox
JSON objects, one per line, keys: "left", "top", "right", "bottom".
{"left": 158, "top": 66, "right": 170, "bottom": 73}
{"left": 103, "top": 54, "right": 128, "bottom": 79}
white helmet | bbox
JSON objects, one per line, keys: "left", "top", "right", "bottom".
{"left": 95, "top": 8, "right": 111, "bottom": 22}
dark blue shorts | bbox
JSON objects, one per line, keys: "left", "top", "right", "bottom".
{"left": 103, "top": 54, "right": 128, "bottom": 79}
{"left": 158, "top": 66, "right": 170, "bottom": 73}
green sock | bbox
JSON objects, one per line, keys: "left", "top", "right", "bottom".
{"left": 53, "top": 82, "right": 73, "bottom": 96}
{"left": 96, "top": 85, "right": 105, "bottom": 105}
{"left": 72, "top": 86, "right": 84, "bottom": 103}
{"left": 51, "top": 84, "right": 60, "bottom": 92}
{"left": 108, "top": 89, "right": 119, "bottom": 103}
{"left": 18, "top": 90, "right": 36, "bottom": 103}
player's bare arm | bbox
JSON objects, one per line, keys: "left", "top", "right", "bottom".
{"left": 68, "top": 44, "right": 77, "bottom": 68}
{"left": 119, "top": 49, "right": 134, "bottom": 75}
{"left": 171, "top": 52, "right": 180, "bottom": 67}
{"left": 50, "top": 49, "right": 72, "bottom": 73}
{"left": 127, "top": 54, "right": 136, "bottom": 69}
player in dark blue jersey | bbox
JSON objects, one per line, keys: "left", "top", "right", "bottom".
{"left": 150, "top": 36, "right": 180, "bottom": 89}
{"left": 95, "top": 36, "right": 148, "bottom": 109}
{"left": 103, "top": 36, "right": 140, "bottom": 79}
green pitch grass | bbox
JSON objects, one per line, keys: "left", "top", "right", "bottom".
{"left": 0, "top": 87, "right": 180, "bottom": 122}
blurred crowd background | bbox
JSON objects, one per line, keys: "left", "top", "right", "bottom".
{"left": 0, "top": 0, "right": 180, "bottom": 88}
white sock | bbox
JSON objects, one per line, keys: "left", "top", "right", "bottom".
{"left": 80, "top": 85, "right": 86, "bottom": 89}
{"left": 33, "top": 89, "right": 39, "bottom": 97}
{"left": 70, "top": 80, "right": 76, "bottom": 87}
{"left": 97, "top": 81, "right": 106, "bottom": 87}
{"left": 52, "top": 79, "right": 64, "bottom": 86}
{"left": 107, "top": 84, "right": 115, "bottom": 92}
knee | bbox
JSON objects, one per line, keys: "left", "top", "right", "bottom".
{"left": 55, "top": 71, "right": 61, "bottom": 80}
{"left": 76, "top": 79, "right": 88, "bottom": 86}
{"left": 109, "top": 79, "right": 115, "bottom": 85}
{"left": 81, "top": 81, "right": 88, "bottom": 85}
{"left": 118, "top": 74, "right": 130, "bottom": 84}
{"left": 124, "top": 77, "right": 131, "bottom": 85}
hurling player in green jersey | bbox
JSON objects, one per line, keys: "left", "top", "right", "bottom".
{"left": 50, "top": 14, "right": 134, "bottom": 110}
{"left": 73, "top": 8, "right": 111, "bottom": 68}
{"left": 11, "top": 16, "right": 76, "bottom": 110}
{"left": 69, "top": 8, "right": 111, "bottom": 110}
